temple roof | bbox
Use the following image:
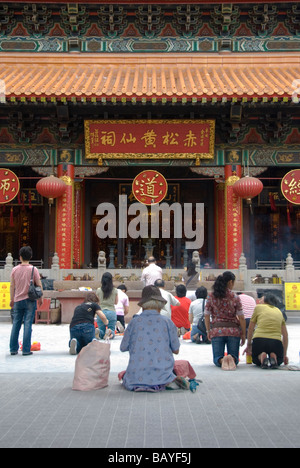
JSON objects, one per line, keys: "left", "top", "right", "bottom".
{"left": 0, "top": 52, "right": 299, "bottom": 103}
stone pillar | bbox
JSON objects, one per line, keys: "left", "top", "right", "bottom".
{"left": 4, "top": 252, "right": 13, "bottom": 281}
{"left": 285, "top": 253, "right": 295, "bottom": 282}
{"left": 238, "top": 252, "right": 248, "bottom": 285}
{"left": 51, "top": 252, "right": 60, "bottom": 280}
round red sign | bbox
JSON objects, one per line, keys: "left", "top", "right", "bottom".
{"left": 0, "top": 168, "right": 20, "bottom": 204}
{"left": 132, "top": 170, "right": 168, "bottom": 205}
{"left": 281, "top": 169, "right": 300, "bottom": 205}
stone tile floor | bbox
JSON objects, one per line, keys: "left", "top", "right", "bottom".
{"left": 1, "top": 323, "right": 300, "bottom": 449}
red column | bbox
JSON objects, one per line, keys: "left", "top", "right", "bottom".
{"left": 215, "top": 165, "right": 243, "bottom": 269}
{"left": 73, "top": 181, "right": 85, "bottom": 268}
{"left": 55, "top": 164, "right": 74, "bottom": 269}
{"left": 225, "top": 165, "right": 243, "bottom": 269}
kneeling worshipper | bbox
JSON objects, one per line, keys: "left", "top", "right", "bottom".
{"left": 119, "top": 285, "right": 200, "bottom": 392}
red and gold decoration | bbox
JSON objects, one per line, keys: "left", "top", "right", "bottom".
{"left": 73, "top": 181, "right": 84, "bottom": 268}
{"left": 215, "top": 166, "right": 243, "bottom": 269}
{"left": 0, "top": 282, "right": 10, "bottom": 310}
{"left": 281, "top": 169, "right": 300, "bottom": 205}
{"left": 132, "top": 170, "right": 168, "bottom": 205}
{"left": 55, "top": 164, "right": 74, "bottom": 269}
{"left": 36, "top": 174, "right": 67, "bottom": 209}
{"left": 0, "top": 168, "right": 20, "bottom": 204}
{"left": 85, "top": 119, "right": 215, "bottom": 165}
{"left": 232, "top": 175, "right": 263, "bottom": 204}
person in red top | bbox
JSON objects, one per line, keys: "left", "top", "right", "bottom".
{"left": 171, "top": 284, "right": 191, "bottom": 335}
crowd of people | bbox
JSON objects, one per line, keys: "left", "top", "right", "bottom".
{"left": 9, "top": 248, "right": 290, "bottom": 392}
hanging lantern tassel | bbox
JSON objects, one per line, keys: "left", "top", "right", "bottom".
{"left": 269, "top": 193, "right": 277, "bottom": 212}
{"left": 10, "top": 206, "right": 14, "bottom": 227}
{"left": 287, "top": 205, "right": 292, "bottom": 228}
{"left": 21, "top": 192, "right": 25, "bottom": 211}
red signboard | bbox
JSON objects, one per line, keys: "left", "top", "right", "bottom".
{"left": 132, "top": 170, "right": 168, "bottom": 205}
{"left": 84, "top": 119, "right": 215, "bottom": 165}
{"left": 0, "top": 168, "right": 20, "bottom": 204}
{"left": 281, "top": 169, "right": 300, "bottom": 205}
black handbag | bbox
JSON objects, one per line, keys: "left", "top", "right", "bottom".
{"left": 28, "top": 266, "right": 43, "bottom": 301}
{"left": 197, "top": 299, "right": 207, "bottom": 334}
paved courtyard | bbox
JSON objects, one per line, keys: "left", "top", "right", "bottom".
{"left": 0, "top": 322, "right": 300, "bottom": 449}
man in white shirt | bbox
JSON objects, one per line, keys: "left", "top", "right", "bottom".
{"left": 141, "top": 257, "right": 162, "bottom": 286}
{"left": 154, "top": 279, "right": 180, "bottom": 319}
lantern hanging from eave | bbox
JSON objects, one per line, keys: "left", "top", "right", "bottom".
{"left": 232, "top": 175, "right": 263, "bottom": 205}
{"left": 36, "top": 175, "right": 67, "bottom": 211}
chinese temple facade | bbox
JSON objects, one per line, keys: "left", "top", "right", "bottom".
{"left": 0, "top": 0, "right": 300, "bottom": 270}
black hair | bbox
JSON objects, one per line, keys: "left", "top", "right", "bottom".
{"left": 195, "top": 286, "right": 208, "bottom": 299}
{"left": 19, "top": 246, "right": 33, "bottom": 261}
{"left": 101, "top": 272, "right": 114, "bottom": 300}
{"left": 264, "top": 293, "right": 280, "bottom": 308}
{"left": 212, "top": 271, "right": 236, "bottom": 299}
{"left": 176, "top": 284, "right": 187, "bottom": 298}
{"left": 117, "top": 284, "right": 127, "bottom": 292}
{"left": 154, "top": 279, "right": 165, "bottom": 288}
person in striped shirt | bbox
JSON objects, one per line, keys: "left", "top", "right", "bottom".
{"left": 237, "top": 293, "right": 256, "bottom": 335}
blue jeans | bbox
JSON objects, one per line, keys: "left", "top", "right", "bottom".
{"left": 10, "top": 299, "right": 36, "bottom": 354}
{"left": 211, "top": 335, "right": 240, "bottom": 367}
{"left": 69, "top": 323, "right": 95, "bottom": 354}
{"left": 96, "top": 309, "right": 117, "bottom": 339}
{"left": 191, "top": 324, "right": 208, "bottom": 342}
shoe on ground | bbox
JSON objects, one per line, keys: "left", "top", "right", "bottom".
{"left": 174, "top": 376, "right": 190, "bottom": 390}
{"left": 116, "top": 321, "right": 124, "bottom": 333}
{"left": 104, "top": 329, "right": 113, "bottom": 340}
{"left": 69, "top": 338, "right": 77, "bottom": 355}
{"left": 166, "top": 380, "right": 180, "bottom": 390}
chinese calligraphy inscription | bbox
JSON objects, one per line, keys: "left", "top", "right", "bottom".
{"left": 84, "top": 119, "right": 215, "bottom": 165}
{"left": 281, "top": 169, "right": 300, "bottom": 205}
{"left": 0, "top": 168, "right": 20, "bottom": 204}
{"left": 132, "top": 170, "right": 168, "bottom": 205}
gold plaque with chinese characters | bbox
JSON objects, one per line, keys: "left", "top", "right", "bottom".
{"left": 84, "top": 119, "right": 215, "bottom": 165}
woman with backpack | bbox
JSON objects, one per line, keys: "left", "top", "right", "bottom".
{"left": 189, "top": 286, "right": 210, "bottom": 344}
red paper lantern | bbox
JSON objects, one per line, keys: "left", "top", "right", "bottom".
{"left": 36, "top": 175, "right": 67, "bottom": 209}
{"left": 233, "top": 176, "right": 263, "bottom": 204}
